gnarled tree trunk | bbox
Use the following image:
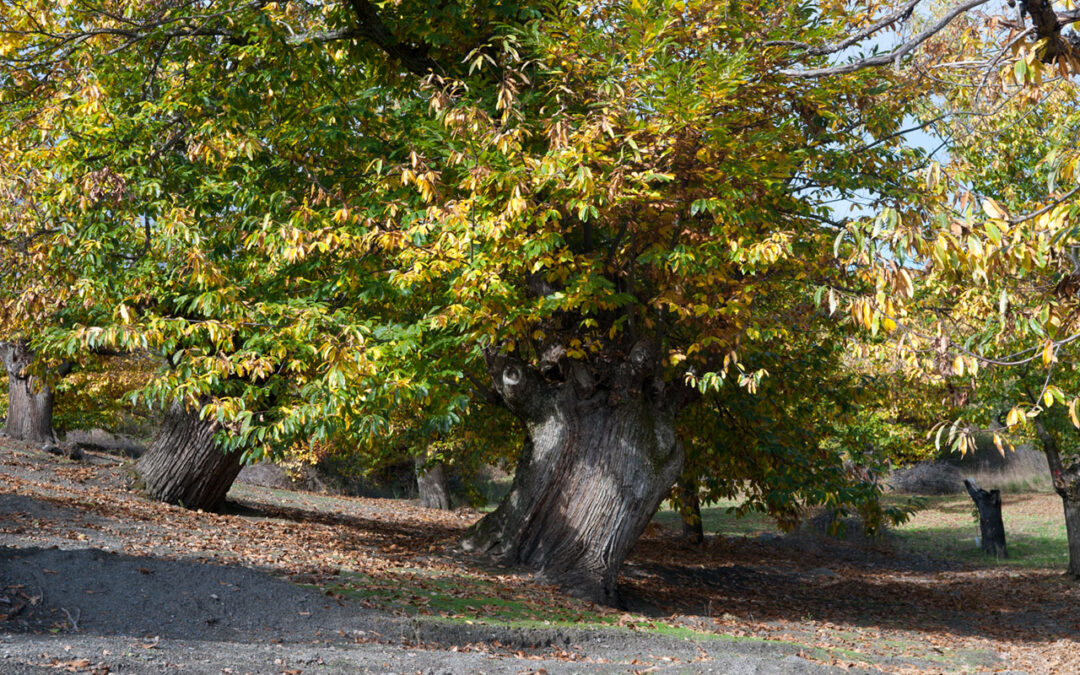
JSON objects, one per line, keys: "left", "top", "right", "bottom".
{"left": 1, "top": 340, "right": 64, "bottom": 445}
{"left": 463, "top": 345, "right": 684, "bottom": 604}
{"left": 1031, "top": 416, "right": 1080, "bottom": 577}
{"left": 137, "top": 401, "right": 242, "bottom": 512}
{"left": 415, "top": 454, "right": 452, "bottom": 510}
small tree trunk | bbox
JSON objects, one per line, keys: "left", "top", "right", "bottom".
{"left": 1, "top": 340, "right": 60, "bottom": 445}
{"left": 463, "top": 348, "right": 685, "bottom": 604}
{"left": 415, "top": 455, "right": 451, "bottom": 510}
{"left": 137, "top": 401, "right": 242, "bottom": 512}
{"left": 963, "top": 478, "right": 1007, "bottom": 558}
{"left": 676, "top": 475, "right": 704, "bottom": 544}
{"left": 1031, "top": 414, "right": 1080, "bottom": 577}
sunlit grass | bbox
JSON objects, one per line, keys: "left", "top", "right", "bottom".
{"left": 887, "top": 492, "right": 1068, "bottom": 569}
{"left": 651, "top": 497, "right": 775, "bottom": 536}
{"left": 650, "top": 490, "right": 1070, "bottom": 571}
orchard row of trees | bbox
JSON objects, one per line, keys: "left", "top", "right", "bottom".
{"left": 4, "top": 0, "right": 1080, "bottom": 601}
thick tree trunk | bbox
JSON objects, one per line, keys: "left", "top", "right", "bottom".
{"left": 1, "top": 340, "right": 59, "bottom": 445}
{"left": 463, "top": 346, "right": 684, "bottom": 604}
{"left": 676, "top": 475, "right": 704, "bottom": 544}
{"left": 136, "top": 401, "right": 242, "bottom": 512}
{"left": 963, "top": 478, "right": 1007, "bottom": 558}
{"left": 415, "top": 455, "right": 451, "bottom": 510}
{"left": 1031, "top": 414, "right": 1080, "bottom": 577}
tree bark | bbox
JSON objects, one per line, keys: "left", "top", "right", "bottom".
{"left": 963, "top": 478, "right": 1007, "bottom": 558}
{"left": 1032, "top": 415, "right": 1080, "bottom": 577}
{"left": 1, "top": 340, "right": 62, "bottom": 445}
{"left": 415, "top": 455, "right": 451, "bottom": 510}
{"left": 462, "top": 346, "right": 684, "bottom": 604}
{"left": 676, "top": 475, "right": 704, "bottom": 544}
{"left": 136, "top": 401, "right": 242, "bottom": 512}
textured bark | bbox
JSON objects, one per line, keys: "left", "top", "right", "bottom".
{"left": 1, "top": 340, "right": 58, "bottom": 445}
{"left": 1031, "top": 415, "right": 1080, "bottom": 577}
{"left": 415, "top": 456, "right": 451, "bottom": 510}
{"left": 137, "top": 402, "right": 242, "bottom": 512}
{"left": 964, "top": 478, "right": 1007, "bottom": 558}
{"left": 1064, "top": 495, "right": 1080, "bottom": 579}
{"left": 463, "top": 345, "right": 684, "bottom": 604}
{"left": 676, "top": 475, "right": 704, "bottom": 544}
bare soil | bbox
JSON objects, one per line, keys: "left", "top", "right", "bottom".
{"left": 2, "top": 439, "right": 1077, "bottom": 673}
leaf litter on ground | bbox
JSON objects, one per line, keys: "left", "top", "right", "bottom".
{"left": 2, "top": 438, "right": 1079, "bottom": 673}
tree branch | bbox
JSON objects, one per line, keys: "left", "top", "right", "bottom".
{"left": 344, "top": 0, "right": 439, "bottom": 76}
{"left": 780, "top": 0, "right": 993, "bottom": 78}
{"left": 765, "top": 1, "right": 921, "bottom": 57}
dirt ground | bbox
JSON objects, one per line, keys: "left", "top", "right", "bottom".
{"left": 1, "top": 439, "right": 1077, "bottom": 674}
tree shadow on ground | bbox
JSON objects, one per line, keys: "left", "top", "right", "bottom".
{"left": 623, "top": 529, "right": 1080, "bottom": 645}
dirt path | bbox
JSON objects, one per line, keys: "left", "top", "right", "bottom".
{"left": 0, "top": 439, "right": 1074, "bottom": 673}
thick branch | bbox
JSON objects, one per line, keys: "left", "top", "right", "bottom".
{"left": 345, "top": 0, "right": 438, "bottom": 75}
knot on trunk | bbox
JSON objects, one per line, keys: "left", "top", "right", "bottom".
{"left": 483, "top": 350, "right": 544, "bottom": 417}
{"left": 1054, "top": 463, "right": 1080, "bottom": 501}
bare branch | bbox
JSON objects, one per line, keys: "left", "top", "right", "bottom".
{"left": 780, "top": 0, "right": 993, "bottom": 78}
{"left": 765, "top": 1, "right": 921, "bottom": 57}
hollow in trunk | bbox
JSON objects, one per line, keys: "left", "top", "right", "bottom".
{"left": 137, "top": 401, "right": 243, "bottom": 511}
{"left": 463, "top": 347, "right": 684, "bottom": 604}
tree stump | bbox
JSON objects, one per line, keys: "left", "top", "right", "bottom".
{"left": 415, "top": 456, "right": 451, "bottom": 510}
{"left": 964, "top": 478, "right": 1007, "bottom": 558}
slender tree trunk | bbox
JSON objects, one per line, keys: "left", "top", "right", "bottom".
{"left": 415, "top": 455, "right": 451, "bottom": 510}
{"left": 1, "top": 340, "right": 62, "bottom": 445}
{"left": 463, "top": 346, "right": 685, "bottom": 604}
{"left": 1031, "top": 415, "right": 1080, "bottom": 577}
{"left": 676, "top": 475, "right": 704, "bottom": 544}
{"left": 137, "top": 401, "right": 242, "bottom": 512}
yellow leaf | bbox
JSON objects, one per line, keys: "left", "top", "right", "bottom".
{"left": 993, "top": 433, "right": 1005, "bottom": 457}
{"left": 982, "top": 198, "right": 1009, "bottom": 221}
{"left": 952, "top": 355, "right": 964, "bottom": 376}
{"left": 1044, "top": 389, "right": 1055, "bottom": 408}
{"left": 861, "top": 301, "right": 873, "bottom": 330}
{"left": 1005, "top": 406, "right": 1023, "bottom": 427}
{"left": 1042, "top": 340, "right": 1055, "bottom": 367}
{"left": 1071, "top": 398, "right": 1080, "bottom": 428}
{"left": 897, "top": 268, "right": 914, "bottom": 299}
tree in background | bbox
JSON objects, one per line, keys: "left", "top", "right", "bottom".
{"left": 0, "top": 137, "right": 78, "bottom": 444}
{"left": 839, "top": 1, "right": 1080, "bottom": 577}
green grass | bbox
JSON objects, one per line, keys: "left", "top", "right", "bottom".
{"left": 886, "top": 492, "right": 1068, "bottom": 569}
{"left": 653, "top": 491, "right": 1069, "bottom": 571}
{"left": 651, "top": 498, "right": 775, "bottom": 536}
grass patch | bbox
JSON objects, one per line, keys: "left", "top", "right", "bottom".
{"left": 652, "top": 491, "right": 1069, "bottom": 572}
{"left": 651, "top": 498, "right": 775, "bottom": 536}
{"left": 888, "top": 492, "right": 1068, "bottom": 569}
